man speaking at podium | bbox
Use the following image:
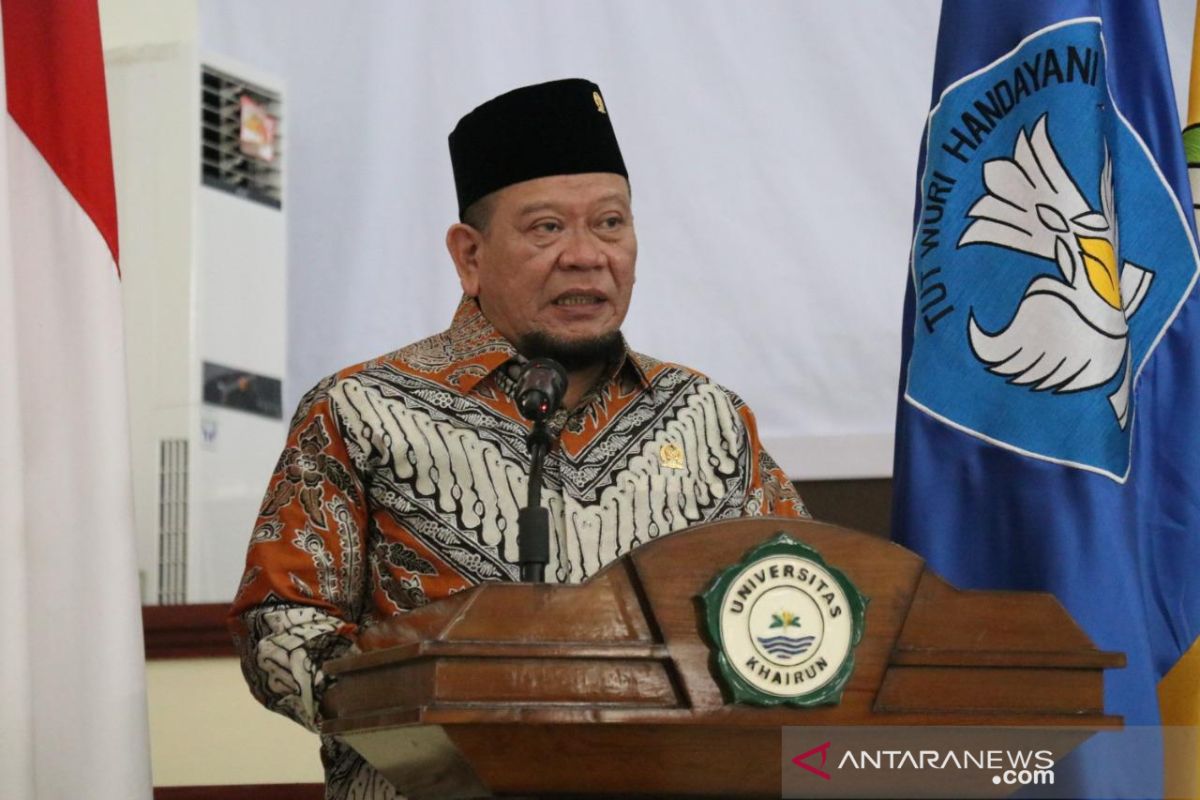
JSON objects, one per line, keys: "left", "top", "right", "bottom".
{"left": 229, "top": 78, "right": 809, "bottom": 798}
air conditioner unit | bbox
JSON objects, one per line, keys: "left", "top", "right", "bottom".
{"left": 107, "top": 49, "right": 287, "bottom": 604}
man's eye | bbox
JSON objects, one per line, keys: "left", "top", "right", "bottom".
{"left": 599, "top": 216, "right": 623, "bottom": 230}
{"left": 534, "top": 221, "right": 562, "bottom": 233}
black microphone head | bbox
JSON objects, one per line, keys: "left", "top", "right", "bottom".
{"left": 516, "top": 358, "right": 568, "bottom": 421}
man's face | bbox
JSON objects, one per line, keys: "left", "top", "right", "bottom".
{"left": 452, "top": 172, "right": 637, "bottom": 362}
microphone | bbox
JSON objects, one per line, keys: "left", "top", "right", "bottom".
{"left": 516, "top": 358, "right": 567, "bottom": 421}
{"left": 513, "top": 358, "right": 565, "bottom": 583}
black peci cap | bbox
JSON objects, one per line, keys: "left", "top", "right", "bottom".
{"left": 449, "top": 78, "right": 628, "bottom": 218}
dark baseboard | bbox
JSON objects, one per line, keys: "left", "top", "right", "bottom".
{"left": 154, "top": 785, "right": 323, "bottom": 800}
{"left": 143, "top": 603, "right": 235, "bottom": 659}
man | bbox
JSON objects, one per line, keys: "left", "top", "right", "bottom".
{"left": 229, "top": 78, "right": 808, "bottom": 799}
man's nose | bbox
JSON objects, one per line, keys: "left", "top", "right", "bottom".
{"left": 557, "top": 227, "right": 605, "bottom": 269}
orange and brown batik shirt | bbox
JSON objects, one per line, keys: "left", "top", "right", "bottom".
{"left": 228, "top": 298, "right": 808, "bottom": 797}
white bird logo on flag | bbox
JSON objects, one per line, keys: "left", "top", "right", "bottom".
{"left": 959, "top": 114, "right": 1154, "bottom": 429}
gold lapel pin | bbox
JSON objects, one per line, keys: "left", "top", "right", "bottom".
{"left": 593, "top": 91, "right": 607, "bottom": 114}
{"left": 660, "top": 442, "right": 684, "bottom": 470}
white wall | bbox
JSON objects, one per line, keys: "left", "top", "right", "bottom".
{"left": 196, "top": 1, "right": 1198, "bottom": 481}
{"left": 100, "top": 0, "right": 198, "bottom": 604}
{"left": 197, "top": 1, "right": 939, "bottom": 480}
{"left": 147, "top": 658, "right": 322, "bottom": 785}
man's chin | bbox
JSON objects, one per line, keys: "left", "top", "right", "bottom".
{"left": 516, "top": 330, "right": 624, "bottom": 373}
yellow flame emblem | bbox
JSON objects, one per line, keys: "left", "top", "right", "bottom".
{"left": 1076, "top": 235, "right": 1122, "bottom": 309}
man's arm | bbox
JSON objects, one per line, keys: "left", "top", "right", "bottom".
{"left": 734, "top": 402, "right": 811, "bottom": 519}
{"left": 227, "top": 379, "right": 369, "bottom": 732}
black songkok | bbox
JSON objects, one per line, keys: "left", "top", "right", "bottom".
{"left": 449, "top": 78, "right": 628, "bottom": 218}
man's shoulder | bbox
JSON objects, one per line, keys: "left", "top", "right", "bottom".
{"left": 288, "top": 330, "right": 465, "bottom": 424}
{"left": 356, "top": 329, "right": 466, "bottom": 378}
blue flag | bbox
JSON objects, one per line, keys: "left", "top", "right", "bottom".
{"left": 893, "top": 0, "right": 1200, "bottom": 782}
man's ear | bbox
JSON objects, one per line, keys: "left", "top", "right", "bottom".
{"left": 446, "top": 223, "right": 484, "bottom": 297}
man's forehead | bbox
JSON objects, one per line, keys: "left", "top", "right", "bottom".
{"left": 497, "top": 173, "right": 631, "bottom": 215}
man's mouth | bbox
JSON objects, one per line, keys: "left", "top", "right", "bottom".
{"left": 553, "top": 293, "right": 604, "bottom": 307}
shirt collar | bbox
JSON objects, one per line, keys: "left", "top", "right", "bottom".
{"left": 445, "top": 296, "right": 651, "bottom": 396}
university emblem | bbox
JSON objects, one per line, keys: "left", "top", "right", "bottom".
{"left": 905, "top": 18, "right": 1199, "bottom": 481}
{"left": 701, "top": 534, "right": 867, "bottom": 706}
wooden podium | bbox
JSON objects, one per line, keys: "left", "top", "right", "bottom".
{"left": 321, "top": 517, "right": 1122, "bottom": 798}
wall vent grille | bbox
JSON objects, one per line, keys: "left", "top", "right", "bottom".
{"left": 158, "top": 438, "right": 189, "bottom": 604}
{"left": 200, "top": 65, "right": 283, "bottom": 208}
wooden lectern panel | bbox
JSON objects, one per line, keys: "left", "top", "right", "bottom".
{"left": 625, "top": 518, "right": 927, "bottom": 716}
{"left": 322, "top": 518, "right": 1122, "bottom": 798}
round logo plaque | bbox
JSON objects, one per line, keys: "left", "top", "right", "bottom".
{"left": 701, "top": 533, "right": 867, "bottom": 706}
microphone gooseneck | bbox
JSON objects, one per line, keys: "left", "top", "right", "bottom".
{"left": 515, "top": 358, "right": 567, "bottom": 583}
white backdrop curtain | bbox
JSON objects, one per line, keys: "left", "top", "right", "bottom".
{"left": 199, "top": 0, "right": 1195, "bottom": 480}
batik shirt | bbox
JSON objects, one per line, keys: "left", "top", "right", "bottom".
{"left": 228, "top": 298, "right": 809, "bottom": 799}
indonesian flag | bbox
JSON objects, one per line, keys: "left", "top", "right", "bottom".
{"left": 0, "top": 1, "right": 152, "bottom": 797}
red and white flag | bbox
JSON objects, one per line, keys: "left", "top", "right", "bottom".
{"left": 0, "top": 1, "right": 152, "bottom": 797}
